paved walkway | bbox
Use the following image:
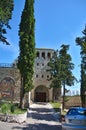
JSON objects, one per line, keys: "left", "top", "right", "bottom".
{"left": 0, "top": 103, "right": 62, "bottom": 130}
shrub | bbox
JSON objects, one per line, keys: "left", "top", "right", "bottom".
{"left": 0, "top": 103, "right": 27, "bottom": 114}
{"left": 10, "top": 104, "right": 15, "bottom": 113}
{"left": 1, "top": 103, "right": 10, "bottom": 114}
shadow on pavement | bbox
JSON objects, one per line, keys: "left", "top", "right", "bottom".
{"left": 12, "top": 123, "right": 62, "bottom": 130}
{"left": 29, "top": 107, "right": 53, "bottom": 113}
{"left": 12, "top": 103, "right": 62, "bottom": 130}
{"left": 12, "top": 126, "right": 22, "bottom": 129}
{"left": 27, "top": 106, "right": 57, "bottom": 122}
{"left": 27, "top": 112, "right": 56, "bottom": 121}
{"left": 24, "top": 123, "right": 62, "bottom": 130}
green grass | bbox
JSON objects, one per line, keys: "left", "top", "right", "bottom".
{"left": 50, "top": 102, "right": 61, "bottom": 112}
{"left": 0, "top": 103, "right": 27, "bottom": 114}
{"left": 50, "top": 102, "right": 61, "bottom": 108}
{"left": 50, "top": 102, "right": 67, "bottom": 115}
{"left": 10, "top": 108, "right": 26, "bottom": 114}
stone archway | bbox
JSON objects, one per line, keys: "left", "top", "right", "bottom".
{"left": 34, "top": 85, "right": 49, "bottom": 102}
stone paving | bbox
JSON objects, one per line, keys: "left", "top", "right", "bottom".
{"left": 0, "top": 103, "right": 62, "bottom": 130}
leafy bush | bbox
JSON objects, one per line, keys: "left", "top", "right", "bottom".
{"left": 0, "top": 103, "right": 26, "bottom": 114}
{"left": 10, "top": 104, "right": 15, "bottom": 113}
{"left": 1, "top": 103, "right": 10, "bottom": 114}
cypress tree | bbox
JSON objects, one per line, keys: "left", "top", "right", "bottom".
{"left": 18, "top": 0, "right": 35, "bottom": 108}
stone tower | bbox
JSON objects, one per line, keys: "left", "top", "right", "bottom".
{"left": 31, "top": 48, "right": 60, "bottom": 102}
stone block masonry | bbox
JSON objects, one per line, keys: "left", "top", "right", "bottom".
{"left": 0, "top": 67, "right": 21, "bottom": 102}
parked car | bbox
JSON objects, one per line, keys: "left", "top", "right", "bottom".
{"left": 62, "top": 107, "right": 86, "bottom": 130}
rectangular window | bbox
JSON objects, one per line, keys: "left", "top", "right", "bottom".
{"left": 37, "top": 63, "right": 39, "bottom": 66}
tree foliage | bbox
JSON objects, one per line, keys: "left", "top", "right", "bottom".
{"left": 59, "top": 45, "right": 75, "bottom": 86}
{"left": 76, "top": 25, "right": 86, "bottom": 107}
{"left": 48, "top": 45, "right": 75, "bottom": 88}
{"left": 0, "top": 0, "right": 14, "bottom": 45}
{"left": 48, "top": 50, "right": 61, "bottom": 88}
{"left": 59, "top": 45, "right": 76, "bottom": 109}
{"left": 48, "top": 44, "right": 76, "bottom": 109}
{"left": 18, "top": 0, "right": 35, "bottom": 108}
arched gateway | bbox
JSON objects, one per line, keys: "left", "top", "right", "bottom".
{"left": 34, "top": 85, "right": 49, "bottom": 102}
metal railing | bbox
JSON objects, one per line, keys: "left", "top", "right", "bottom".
{"left": 0, "top": 63, "right": 16, "bottom": 68}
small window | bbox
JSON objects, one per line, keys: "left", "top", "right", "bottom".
{"left": 42, "top": 75, "right": 44, "bottom": 78}
{"left": 37, "top": 63, "right": 39, "bottom": 66}
{"left": 36, "top": 75, "right": 38, "bottom": 78}
{"left": 42, "top": 63, "right": 44, "bottom": 66}
{"left": 47, "top": 75, "right": 49, "bottom": 78}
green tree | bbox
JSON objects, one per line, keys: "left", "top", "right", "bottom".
{"left": 76, "top": 26, "right": 86, "bottom": 107}
{"left": 59, "top": 44, "right": 76, "bottom": 109}
{"left": 48, "top": 50, "right": 61, "bottom": 101}
{"left": 18, "top": 0, "right": 35, "bottom": 108}
{"left": 0, "top": 0, "right": 14, "bottom": 45}
{"left": 48, "top": 44, "right": 76, "bottom": 109}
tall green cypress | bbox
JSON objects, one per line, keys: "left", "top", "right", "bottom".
{"left": 18, "top": 0, "right": 35, "bottom": 108}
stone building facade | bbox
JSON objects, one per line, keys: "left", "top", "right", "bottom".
{"left": 0, "top": 67, "right": 21, "bottom": 102}
{"left": 32, "top": 48, "right": 54, "bottom": 102}
{"left": 0, "top": 48, "right": 61, "bottom": 103}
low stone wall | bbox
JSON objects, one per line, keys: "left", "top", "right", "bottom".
{"left": 65, "top": 96, "right": 81, "bottom": 109}
{"left": 0, "top": 112, "right": 27, "bottom": 123}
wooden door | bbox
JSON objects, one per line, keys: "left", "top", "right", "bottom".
{"left": 36, "top": 92, "right": 46, "bottom": 102}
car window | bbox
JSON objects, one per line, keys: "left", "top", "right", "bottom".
{"left": 78, "top": 110, "right": 86, "bottom": 116}
{"left": 84, "top": 110, "right": 86, "bottom": 116}
{"left": 67, "top": 108, "right": 86, "bottom": 116}
{"left": 67, "top": 109, "right": 78, "bottom": 115}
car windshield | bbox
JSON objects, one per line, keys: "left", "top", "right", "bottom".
{"left": 67, "top": 108, "right": 86, "bottom": 116}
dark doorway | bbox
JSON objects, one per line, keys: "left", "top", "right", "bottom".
{"left": 36, "top": 92, "right": 46, "bottom": 102}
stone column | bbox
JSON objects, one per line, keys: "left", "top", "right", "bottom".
{"left": 49, "top": 88, "right": 53, "bottom": 101}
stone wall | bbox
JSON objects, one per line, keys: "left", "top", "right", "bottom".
{"left": 0, "top": 67, "right": 21, "bottom": 102}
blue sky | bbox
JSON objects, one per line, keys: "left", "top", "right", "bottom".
{"left": 0, "top": 0, "right": 86, "bottom": 93}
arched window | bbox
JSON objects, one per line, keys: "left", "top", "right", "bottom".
{"left": 47, "top": 52, "right": 51, "bottom": 59}
{"left": 42, "top": 52, "right": 45, "bottom": 59}
{"left": 37, "top": 51, "right": 40, "bottom": 58}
